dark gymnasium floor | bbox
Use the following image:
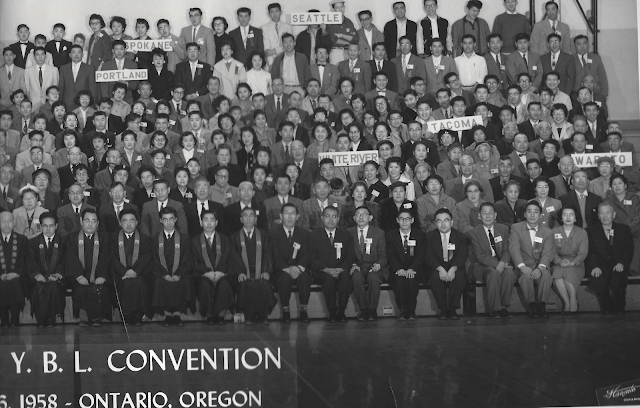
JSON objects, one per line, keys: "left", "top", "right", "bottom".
{"left": 1, "top": 312, "right": 639, "bottom": 408}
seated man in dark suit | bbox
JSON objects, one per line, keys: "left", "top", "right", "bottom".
{"left": 309, "top": 205, "right": 355, "bottom": 323}
{"left": 468, "top": 202, "right": 515, "bottom": 318}
{"left": 559, "top": 169, "right": 602, "bottom": 230}
{"left": 83, "top": 98, "right": 125, "bottom": 134}
{"left": 191, "top": 209, "right": 235, "bottom": 325}
{"left": 490, "top": 155, "right": 528, "bottom": 202}
{"left": 184, "top": 178, "right": 225, "bottom": 237}
{"left": 348, "top": 205, "right": 388, "bottom": 321}
{"left": 223, "top": 181, "right": 268, "bottom": 236}
{"left": 425, "top": 208, "right": 468, "bottom": 320}
{"left": 270, "top": 203, "right": 311, "bottom": 322}
{"left": 587, "top": 202, "right": 634, "bottom": 314}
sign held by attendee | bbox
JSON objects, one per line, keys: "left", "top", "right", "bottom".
{"left": 289, "top": 12, "right": 343, "bottom": 25}
{"left": 425, "top": 115, "right": 483, "bottom": 134}
{"left": 124, "top": 39, "right": 173, "bottom": 52}
{"left": 571, "top": 152, "right": 632, "bottom": 168}
{"left": 318, "top": 150, "right": 378, "bottom": 167}
{"left": 95, "top": 69, "right": 148, "bottom": 82}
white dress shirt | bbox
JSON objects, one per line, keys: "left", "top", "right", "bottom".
{"left": 454, "top": 53, "right": 488, "bottom": 87}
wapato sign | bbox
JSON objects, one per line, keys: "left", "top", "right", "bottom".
{"left": 318, "top": 150, "right": 378, "bottom": 167}
{"left": 424, "top": 115, "right": 483, "bottom": 134}
{"left": 95, "top": 69, "right": 148, "bottom": 82}
{"left": 571, "top": 152, "right": 633, "bottom": 168}
{"left": 125, "top": 39, "right": 173, "bottom": 52}
{"left": 290, "top": 12, "right": 343, "bottom": 25}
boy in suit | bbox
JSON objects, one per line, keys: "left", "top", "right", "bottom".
{"left": 425, "top": 208, "right": 468, "bottom": 320}
{"left": 309, "top": 205, "right": 355, "bottom": 322}
{"left": 45, "top": 24, "right": 72, "bottom": 68}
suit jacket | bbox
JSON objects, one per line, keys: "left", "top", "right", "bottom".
{"left": 309, "top": 227, "right": 355, "bottom": 272}
{"left": 270, "top": 225, "right": 310, "bottom": 273}
{"left": 530, "top": 20, "right": 571, "bottom": 55}
{"left": 505, "top": 51, "right": 543, "bottom": 90}
{"left": 348, "top": 226, "right": 388, "bottom": 277}
{"left": 338, "top": 59, "right": 372, "bottom": 95}
{"left": 263, "top": 195, "right": 304, "bottom": 230}
{"left": 98, "top": 58, "right": 139, "bottom": 102}
{"left": 58, "top": 62, "right": 97, "bottom": 110}
{"left": 541, "top": 51, "right": 575, "bottom": 95}
{"left": 484, "top": 52, "right": 509, "bottom": 91}
{"left": 0, "top": 185, "right": 20, "bottom": 212}
{"left": 264, "top": 92, "right": 289, "bottom": 128}
{"left": 310, "top": 63, "right": 340, "bottom": 97}
{"left": 301, "top": 197, "right": 343, "bottom": 231}
{"left": 518, "top": 119, "right": 540, "bottom": 142}
{"left": 468, "top": 223, "right": 511, "bottom": 276}
{"left": 229, "top": 228, "right": 272, "bottom": 277}
{"left": 147, "top": 66, "right": 174, "bottom": 101}
{"left": 490, "top": 174, "right": 528, "bottom": 202}
{"left": 65, "top": 231, "right": 111, "bottom": 280}
{"left": 424, "top": 55, "right": 457, "bottom": 94}
{"left": 45, "top": 40, "right": 72, "bottom": 68}
{"left": 573, "top": 53, "right": 608, "bottom": 96}
{"left": 559, "top": 189, "right": 602, "bottom": 230}
{"left": 24, "top": 64, "right": 59, "bottom": 111}
{"left": 444, "top": 176, "right": 494, "bottom": 203}
{"left": 436, "top": 160, "right": 460, "bottom": 183}
{"left": 190, "top": 231, "right": 232, "bottom": 277}
{"left": 110, "top": 230, "right": 151, "bottom": 280}
{"left": 378, "top": 198, "right": 414, "bottom": 232}
{"left": 158, "top": 34, "right": 187, "bottom": 73}
{"left": 585, "top": 222, "right": 633, "bottom": 272}
{"left": 508, "top": 150, "right": 539, "bottom": 179}
{"left": 150, "top": 231, "right": 191, "bottom": 278}
{"left": 357, "top": 25, "right": 385, "bottom": 61}
{"left": 184, "top": 200, "right": 226, "bottom": 237}
{"left": 140, "top": 198, "right": 188, "bottom": 237}
{"left": 271, "top": 52, "right": 312, "bottom": 89}
{"left": 392, "top": 54, "right": 427, "bottom": 95}
{"left": 228, "top": 26, "right": 264, "bottom": 66}
{"left": 86, "top": 30, "right": 112, "bottom": 69}
{"left": 385, "top": 228, "right": 426, "bottom": 277}
{"left": 295, "top": 28, "right": 333, "bottom": 64}
{"left": 83, "top": 114, "right": 124, "bottom": 135}
{"left": 365, "top": 89, "right": 400, "bottom": 111}
{"left": 368, "top": 59, "right": 399, "bottom": 93}
{"left": 425, "top": 227, "right": 468, "bottom": 273}
{"left": 222, "top": 201, "right": 268, "bottom": 236}
{"left": 56, "top": 203, "right": 96, "bottom": 236}
{"left": 383, "top": 19, "right": 418, "bottom": 60}
{"left": 10, "top": 41, "right": 35, "bottom": 69}
{"left": 212, "top": 58, "right": 247, "bottom": 100}
{"left": 97, "top": 201, "right": 139, "bottom": 234}
{"left": 508, "top": 221, "right": 553, "bottom": 269}
{"left": 179, "top": 25, "right": 216, "bottom": 66}
{"left": 550, "top": 174, "right": 571, "bottom": 198}
{"left": 0, "top": 65, "right": 26, "bottom": 108}
{"left": 20, "top": 163, "right": 61, "bottom": 192}
{"left": 27, "top": 233, "right": 66, "bottom": 279}
{"left": 495, "top": 198, "right": 527, "bottom": 227}
{"left": 174, "top": 60, "right": 212, "bottom": 97}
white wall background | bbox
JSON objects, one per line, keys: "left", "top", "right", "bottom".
{"left": 1, "top": 0, "right": 637, "bottom": 119}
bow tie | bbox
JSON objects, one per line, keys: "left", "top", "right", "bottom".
{"left": 518, "top": 153, "right": 527, "bottom": 157}
{"left": 317, "top": 64, "right": 325, "bottom": 67}
{"left": 528, "top": 227, "right": 537, "bottom": 231}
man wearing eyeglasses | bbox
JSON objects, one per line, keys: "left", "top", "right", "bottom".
{"left": 65, "top": 208, "right": 112, "bottom": 327}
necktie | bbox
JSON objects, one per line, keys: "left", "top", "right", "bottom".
{"left": 402, "top": 55, "right": 407, "bottom": 73}
{"left": 557, "top": 127, "right": 562, "bottom": 138}
{"left": 444, "top": 108, "right": 450, "bottom": 119}
{"left": 378, "top": 61, "right": 382, "bottom": 71}
{"left": 46, "top": 237, "right": 51, "bottom": 248}
{"left": 349, "top": 59, "right": 355, "bottom": 72}
{"left": 522, "top": 53, "right": 528, "bottom": 67}
{"left": 311, "top": 99, "right": 316, "bottom": 110}
{"left": 75, "top": 207, "right": 80, "bottom": 217}
{"left": 403, "top": 235, "right": 408, "bottom": 254}
{"left": 116, "top": 205, "right": 121, "bottom": 217}
{"left": 280, "top": 196, "right": 285, "bottom": 205}
{"left": 551, "top": 54, "right": 556, "bottom": 70}
{"left": 275, "top": 23, "right": 279, "bottom": 36}
{"left": 23, "top": 120, "right": 28, "bottom": 134}
{"left": 225, "top": 61, "right": 231, "bottom": 71}
{"left": 88, "top": 34, "right": 95, "bottom": 63}
{"left": 552, "top": 21, "right": 557, "bottom": 33}
{"left": 276, "top": 96, "right": 281, "bottom": 111}
{"left": 529, "top": 226, "right": 537, "bottom": 246}
{"left": 581, "top": 55, "right": 587, "bottom": 68}
{"left": 359, "top": 229, "right": 365, "bottom": 253}
{"left": 329, "top": 232, "right": 334, "bottom": 245}
{"left": 284, "top": 144, "right": 290, "bottom": 161}
{"left": 287, "top": 229, "right": 292, "bottom": 244}
{"left": 488, "top": 229, "right": 497, "bottom": 256}
{"left": 243, "top": 27, "right": 247, "bottom": 46}
{"left": 296, "top": 162, "right": 302, "bottom": 173}
{"left": 39, "top": 67, "right": 43, "bottom": 88}
{"left": 442, "top": 234, "right": 448, "bottom": 262}
{"left": 209, "top": 236, "right": 213, "bottom": 246}
{"left": 191, "top": 63, "right": 196, "bottom": 80}
{"left": 2, "top": 188, "right": 6, "bottom": 200}
{"left": 192, "top": 27, "right": 196, "bottom": 43}
{"left": 495, "top": 54, "right": 500, "bottom": 66}
{"left": 200, "top": 202, "right": 205, "bottom": 216}
{"left": 5, "top": 236, "right": 8, "bottom": 244}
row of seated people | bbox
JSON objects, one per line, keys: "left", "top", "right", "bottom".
{"left": 0, "top": 167, "right": 633, "bottom": 328}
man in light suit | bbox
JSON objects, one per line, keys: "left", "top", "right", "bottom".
{"left": 391, "top": 37, "right": 427, "bottom": 95}
{"left": 179, "top": 8, "right": 216, "bottom": 66}
{"left": 368, "top": 43, "right": 398, "bottom": 94}
{"left": 506, "top": 33, "right": 543, "bottom": 90}
{"left": 508, "top": 201, "right": 554, "bottom": 318}
{"left": 228, "top": 7, "right": 264, "bottom": 66}
{"left": 1, "top": 48, "right": 26, "bottom": 110}
{"left": 443, "top": 155, "right": 494, "bottom": 203}
{"left": 357, "top": 10, "right": 385, "bottom": 61}
{"left": 263, "top": 174, "right": 304, "bottom": 230}
{"left": 270, "top": 121, "right": 295, "bottom": 169}
{"left": 270, "top": 34, "right": 312, "bottom": 96}
{"left": 348, "top": 206, "right": 387, "bottom": 321}
{"left": 140, "top": 178, "right": 188, "bottom": 237}
{"left": 424, "top": 38, "right": 457, "bottom": 97}
{"left": 157, "top": 19, "right": 187, "bottom": 73}
{"left": 550, "top": 155, "right": 574, "bottom": 198}
{"left": 174, "top": 43, "right": 213, "bottom": 100}
{"left": 310, "top": 46, "right": 339, "bottom": 98}
{"left": 58, "top": 45, "right": 97, "bottom": 110}
{"left": 98, "top": 40, "right": 139, "bottom": 103}
{"left": 540, "top": 33, "right": 575, "bottom": 96}
{"left": 485, "top": 34, "right": 509, "bottom": 94}
{"left": 530, "top": 1, "right": 571, "bottom": 55}
{"left": 261, "top": 3, "right": 293, "bottom": 67}
{"left": 469, "top": 202, "right": 515, "bottom": 318}
{"left": 284, "top": 141, "right": 317, "bottom": 186}
{"left": 195, "top": 77, "right": 221, "bottom": 120}
{"left": 24, "top": 47, "right": 59, "bottom": 113}
{"left": 338, "top": 44, "right": 372, "bottom": 95}
{"left": 212, "top": 41, "right": 247, "bottom": 100}
{"left": 56, "top": 183, "right": 96, "bottom": 236}
{"left": 508, "top": 134, "right": 538, "bottom": 179}
{"left": 364, "top": 71, "right": 400, "bottom": 111}
{"left": 0, "top": 114, "right": 22, "bottom": 152}
{"left": 573, "top": 35, "right": 608, "bottom": 98}
{"left": 19, "top": 149, "right": 61, "bottom": 193}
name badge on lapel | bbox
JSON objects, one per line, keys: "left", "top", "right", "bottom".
{"left": 403, "top": 203, "right": 412, "bottom": 209}
{"left": 406, "top": 64, "right": 414, "bottom": 70}
{"left": 534, "top": 237, "right": 543, "bottom": 243}
{"left": 146, "top": 109, "right": 154, "bottom": 115}
{"left": 197, "top": 38, "right": 204, "bottom": 45}
{"left": 169, "top": 120, "right": 176, "bottom": 125}
{"left": 624, "top": 200, "right": 633, "bottom": 205}
{"left": 437, "top": 65, "right": 445, "bottom": 70}
{"left": 196, "top": 64, "right": 204, "bottom": 69}
{"left": 364, "top": 238, "right": 372, "bottom": 254}
{"left": 335, "top": 242, "right": 343, "bottom": 258}
{"left": 166, "top": 154, "right": 171, "bottom": 159}
{"left": 447, "top": 244, "right": 455, "bottom": 250}
{"left": 554, "top": 233, "right": 563, "bottom": 239}
{"left": 225, "top": 193, "right": 233, "bottom": 198}
{"left": 6, "top": 197, "right": 13, "bottom": 204}
{"left": 140, "top": 122, "right": 147, "bottom": 128}
{"left": 500, "top": 65, "right": 506, "bottom": 70}
{"left": 546, "top": 206, "right": 555, "bottom": 212}
{"left": 494, "top": 236, "right": 503, "bottom": 243}
{"left": 353, "top": 68, "right": 360, "bottom": 73}
{"left": 372, "top": 190, "right": 380, "bottom": 197}
{"left": 408, "top": 239, "right": 416, "bottom": 256}
{"left": 150, "top": 192, "right": 156, "bottom": 197}
{"left": 83, "top": 191, "right": 91, "bottom": 197}
{"left": 185, "top": 193, "right": 193, "bottom": 198}
{"left": 292, "top": 242, "right": 301, "bottom": 258}
{"left": 586, "top": 58, "right": 593, "bottom": 64}
{"left": 151, "top": 98, "right": 159, "bottom": 103}
{"left": 586, "top": 144, "right": 593, "bottom": 150}
{"left": 247, "top": 32, "right": 255, "bottom": 39}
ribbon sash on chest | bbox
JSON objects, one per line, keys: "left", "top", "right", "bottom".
{"left": 118, "top": 230, "right": 140, "bottom": 267}
{"left": 0, "top": 234, "right": 18, "bottom": 274}
{"left": 158, "top": 233, "right": 180, "bottom": 274}
{"left": 240, "top": 230, "right": 262, "bottom": 279}
{"left": 39, "top": 236, "right": 60, "bottom": 274}
{"left": 78, "top": 232, "right": 99, "bottom": 283}
{"left": 200, "top": 233, "right": 222, "bottom": 270}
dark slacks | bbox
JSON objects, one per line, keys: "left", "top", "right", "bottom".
{"left": 276, "top": 271, "right": 312, "bottom": 307}
{"left": 390, "top": 273, "right": 421, "bottom": 312}
{"left": 313, "top": 271, "right": 352, "bottom": 314}
{"left": 351, "top": 268, "right": 385, "bottom": 311}
{"left": 237, "top": 279, "right": 276, "bottom": 321}
{"left": 31, "top": 281, "right": 65, "bottom": 323}
{"left": 72, "top": 283, "right": 112, "bottom": 321}
{"left": 589, "top": 268, "right": 629, "bottom": 310}
{"left": 197, "top": 276, "right": 235, "bottom": 317}
{"left": 428, "top": 268, "right": 466, "bottom": 311}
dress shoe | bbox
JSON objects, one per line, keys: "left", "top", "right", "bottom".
{"left": 299, "top": 310, "right": 310, "bottom": 323}
{"left": 338, "top": 311, "right": 348, "bottom": 322}
{"left": 537, "top": 302, "right": 549, "bottom": 318}
{"left": 206, "top": 317, "right": 215, "bottom": 325}
{"left": 218, "top": 316, "right": 226, "bottom": 325}
{"left": 162, "top": 316, "right": 172, "bottom": 327}
{"left": 528, "top": 302, "right": 538, "bottom": 318}
{"left": 489, "top": 311, "right": 502, "bottom": 319}
{"left": 245, "top": 319, "right": 254, "bottom": 325}
{"left": 282, "top": 310, "right": 291, "bottom": 323}
{"left": 500, "top": 308, "right": 513, "bottom": 318}
{"left": 449, "top": 310, "right": 459, "bottom": 320}
{"left": 90, "top": 321, "right": 101, "bottom": 327}
{"left": 357, "top": 311, "right": 367, "bottom": 322}
{"left": 397, "top": 311, "right": 407, "bottom": 321}
{"left": 438, "top": 310, "right": 448, "bottom": 320}
{"left": 79, "top": 321, "right": 90, "bottom": 327}
{"left": 328, "top": 313, "right": 337, "bottom": 323}
{"left": 408, "top": 312, "right": 417, "bottom": 321}
{"left": 262, "top": 319, "right": 269, "bottom": 325}
{"left": 368, "top": 310, "right": 378, "bottom": 321}
{"left": 173, "top": 316, "right": 184, "bottom": 326}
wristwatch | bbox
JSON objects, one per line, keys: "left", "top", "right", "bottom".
{"left": 298, "top": 265, "right": 305, "bottom": 272}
